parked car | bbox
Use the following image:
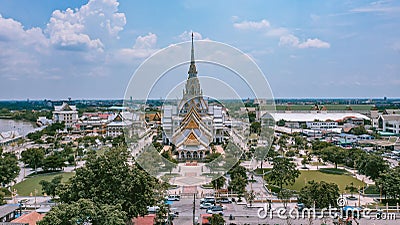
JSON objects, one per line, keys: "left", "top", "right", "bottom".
{"left": 200, "top": 202, "right": 214, "bottom": 209}
{"left": 296, "top": 203, "right": 305, "bottom": 212}
{"left": 206, "top": 205, "right": 224, "bottom": 215}
{"left": 147, "top": 206, "right": 160, "bottom": 214}
{"left": 200, "top": 197, "right": 215, "bottom": 204}
{"left": 166, "top": 195, "right": 181, "bottom": 201}
{"left": 216, "top": 197, "right": 232, "bottom": 204}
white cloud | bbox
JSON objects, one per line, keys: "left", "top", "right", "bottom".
{"left": 0, "top": 0, "right": 128, "bottom": 80}
{"left": 279, "top": 34, "right": 300, "bottom": 47}
{"left": 351, "top": 1, "right": 400, "bottom": 13}
{"left": 46, "top": 0, "right": 126, "bottom": 51}
{"left": 265, "top": 27, "right": 289, "bottom": 37}
{"left": 178, "top": 30, "right": 203, "bottom": 41}
{"left": 118, "top": 33, "right": 158, "bottom": 59}
{"left": 233, "top": 19, "right": 270, "bottom": 30}
{"left": 298, "top": 38, "right": 330, "bottom": 49}
{"left": 279, "top": 34, "right": 330, "bottom": 49}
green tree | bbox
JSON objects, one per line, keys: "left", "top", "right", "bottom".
{"left": 267, "top": 157, "right": 300, "bottom": 190}
{"left": 57, "top": 148, "right": 157, "bottom": 222}
{"left": 319, "top": 146, "right": 345, "bottom": 169}
{"left": 205, "top": 152, "right": 221, "bottom": 163}
{"left": 356, "top": 154, "right": 389, "bottom": 181}
{"left": 350, "top": 126, "right": 368, "bottom": 135}
{"left": 38, "top": 199, "right": 126, "bottom": 225}
{"left": 345, "top": 182, "right": 358, "bottom": 198}
{"left": 301, "top": 156, "right": 309, "bottom": 168}
{"left": 298, "top": 180, "right": 340, "bottom": 208}
{"left": 229, "top": 164, "right": 248, "bottom": 181}
{"left": 294, "top": 135, "right": 306, "bottom": 150}
{"left": 20, "top": 148, "right": 45, "bottom": 174}
{"left": 161, "top": 151, "right": 177, "bottom": 174}
{"left": 212, "top": 176, "right": 226, "bottom": 190}
{"left": 277, "top": 134, "right": 288, "bottom": 151}
{"left": 0, "top": 150, "right": 20, "bottom": 187}
{"left": 39, "top": 175, "right": 63, "bottom": 198}
{"left": 228, "top": 175, "right": 247, "bottom": 201}
{"left": 377, "top": 166, "right": 400, "bottom": 202}
{"left": 277, "top": 119, "right": 286, "bottom": 126}
{"left": 0, "top": 190, "right": 5, "bottom": 205}
{"left": 246, "top": 189, "right": 256, "bottom": 206}
{"left": 209, "top": 214, "right": 225, "bottom": 225}
{"left": 42, "top": 154, "right": 66, "bottom": 172}
{"left": 311, "top": 140, "right": 333, "bottom": 151}
{"left": 250, "top": 121, "right": 261, "bottom": 134}
{"left": 343, "top": 148, "right": 366, "bottom": 168}
{"left": 278, "top": 189, "right": 295, "bottom": 208}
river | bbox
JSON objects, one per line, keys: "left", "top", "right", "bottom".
{"left": 0, "top": 119, "right": 37, "bottom": 136}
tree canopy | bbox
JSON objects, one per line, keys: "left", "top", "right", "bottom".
{"left": 40, "top": 175, "right": 63, "bottom": 198}
{"left": 55, "top": 147, "right": 157, "bottom": 223}
{"left": 0, "top": 149, "right": 20, "bottom": 187}
{"left": 356, "top": 154, "right": 389, "bottom": 181}
{"left": 38, "top": 199, "right": 127, "bottom": 225}
{"left": 267, "top": 157, "right": 300, "bottom": 190}
{"left": 377, "top": 166, "right": 400, "bottom": 202}
{"left": 298, "top": 180, "right": 340, "bottom": 208}
{"left": 20, "top": 148, "right": 45, "bottom": 173}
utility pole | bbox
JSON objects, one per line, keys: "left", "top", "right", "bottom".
{"left": 192, "top": 193, "right": 196, "bottom": 225}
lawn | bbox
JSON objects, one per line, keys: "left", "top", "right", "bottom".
{"left": 266, "top": 170, "right": 365, "bottom": 192}
{"left": 13, "top": 172, "right": 75, "bottom": 196}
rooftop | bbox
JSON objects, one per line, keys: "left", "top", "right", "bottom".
{"left": 272, "top": 112, "right": 370, "bottom": 122}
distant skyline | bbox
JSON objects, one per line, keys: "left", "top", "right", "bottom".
{"left": 0, "top": 0, "right": 399, "bottom": 100}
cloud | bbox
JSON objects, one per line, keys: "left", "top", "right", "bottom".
{"left": 233, "top": 19, "right": 270, "bottom": 30}
{"left": 118, "top": 33, "right": 158, "bottom": 59}
{"left": 298, "top": 38, "right": 331, "bottom": 49}
{"left": 279, "top": 34, "right": 330, "bottom": 49}
{"left": 350, "top": 0, "right": 400, "bottom": 13}
{"left": 178, "top": 30, "right": 203, "bottom": 41}
{"left": 46, "top": 0, "right": 126, "bottom": 51}
{"left": 265, "top": 27, "right": 289, "bottom": 37}
{"left": 279, "top": 34, "right": 300, "bottom": 47}
{"left": 0, "top": 0, "right": 128, "bottom": 80}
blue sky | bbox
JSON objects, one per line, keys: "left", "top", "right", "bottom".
{"left": 0, "top": 0, "right": 399, "bottom": 100}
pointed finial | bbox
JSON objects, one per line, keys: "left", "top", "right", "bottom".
{"left": 191, "top": 32, "right": 195, "bottom": 64}
{"left": 188, "top": 31, "right": 197, "bottom": 77}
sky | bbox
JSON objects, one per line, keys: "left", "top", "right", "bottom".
{"left": 0, "top": 0, "right": 399, "bottom": 100}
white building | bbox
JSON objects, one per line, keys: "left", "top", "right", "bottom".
{"left": 106, "top": 111, "right": 148, "bottom": 138}
{"left": 378, "top": 114, "right": 400, "bottom": 134}
{"left": 52, "top": 102, "right": 78, "bottom": 128}
{"left": 306, "top": 121, "right": 338, "bottom": 129}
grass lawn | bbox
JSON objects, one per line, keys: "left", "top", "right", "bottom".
{"left": 13, "top": 172, "right": 74, "bottom": 197}
{"left": 267, "top": 170, "right": 365, "bottom": 192}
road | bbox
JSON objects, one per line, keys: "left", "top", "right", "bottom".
{"left": 169, "top": 198, "right": 399, "bottom": 225}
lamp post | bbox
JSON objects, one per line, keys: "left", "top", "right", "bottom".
{"left": 34, "top": 189, "right": 37, "bottom": 209}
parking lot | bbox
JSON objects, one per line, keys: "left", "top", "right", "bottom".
{"left": 168, "top": 198, "right": 399, "bottom": 225}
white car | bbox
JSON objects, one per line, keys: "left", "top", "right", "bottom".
{"left": 166, "top": 195, "right": 181, "bottom": 201}
{"left": 200, "top": 202, "right": 214, "bottom": 209}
